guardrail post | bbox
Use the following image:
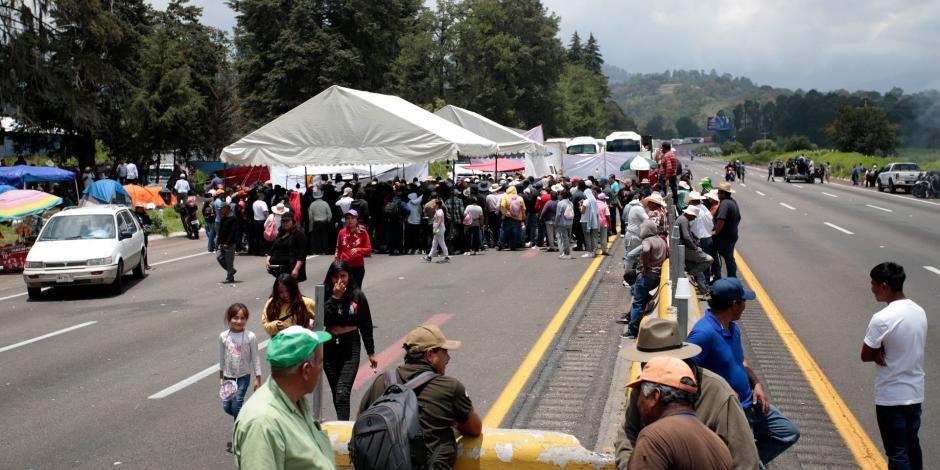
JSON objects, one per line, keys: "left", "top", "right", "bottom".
{"left": 669, "top": 224, "right": 679, "bottom": 282}
{"left": 674, "top": 277, "right": 692, "bottom": 341}
{"left": 673, "top": 244, "right": 685, "bottom": 293}
{"left": 312, "top": 283, "right": 325, "bottom": 420}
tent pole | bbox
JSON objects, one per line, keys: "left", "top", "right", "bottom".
{"left": 369, "top": 165, "right": 373, "bottom": 181}
{"left": 74, "top": 178, "right": 80, "bottom": 201}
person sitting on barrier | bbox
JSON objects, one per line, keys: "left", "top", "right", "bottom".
{"left": 622, "top": 220, "right": 668, "bottom": 339}
{"left": 676, "top": 205, "right": 714, "bottom": 294}
{"left": 232, "top": 326, "right": 335, "bottom": 470}
{"left": 358, "top": 325, "right": 482, "bottom": 470}
{"left": 688, "top": 278, "right": 800, "bottom": 466}
{"left": 616, "top": 319, "right": 758, "bottom": 470}
{"left": 624, "top": 355, "right": 733, "bottom": 470}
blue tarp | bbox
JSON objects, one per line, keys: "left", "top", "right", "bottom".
{"left": 82, "top": 179, "right": 132, "bottom": 205}
{"left": 0, "top": 164, "right": 76, "bottom": 188}
{"left": 0, "top": 185, "right": 17, "bottom": 194}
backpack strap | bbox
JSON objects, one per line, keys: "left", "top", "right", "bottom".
{"left": 383, "top": 368, "right": 401, "bottom": 388}
{"left": 403, "top": 371, "right": 439, "bottom": 390}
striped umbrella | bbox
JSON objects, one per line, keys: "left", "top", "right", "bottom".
{"left": 0, "top": 189, "right": 63, "bottom": 222}
{"left": 0, "top": 185, "right": 17, "bottom": 194}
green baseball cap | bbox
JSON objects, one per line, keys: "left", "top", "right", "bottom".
{"left": 267, "top": 326, "right": 332, "bottom": 368}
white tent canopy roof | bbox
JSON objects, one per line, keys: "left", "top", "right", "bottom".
{"left": 220, "top": 86, "right": 499, "bottom": 167}
{"left": 434, "top": 105, "right": 547, "bottom": 156}
{"left": 606, "top": 131, "right": 642, "bottom": 142}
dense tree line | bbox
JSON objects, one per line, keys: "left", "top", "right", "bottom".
{"left": 2, "top": 0, "right": 622, "bottom": 168}
{"left": 1, "top": 0, "right": 236, "bottom": 171}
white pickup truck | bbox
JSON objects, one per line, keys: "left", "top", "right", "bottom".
{"left": 877, "top": 162, "right": 922, "bottom": 193}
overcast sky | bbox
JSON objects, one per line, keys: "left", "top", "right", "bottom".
{"left": 150, "top": 0, "right": 940, "bottom": 93}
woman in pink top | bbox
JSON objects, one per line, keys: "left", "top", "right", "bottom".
{"left": 596, "top": 193, "right": 611, "bottom": 256}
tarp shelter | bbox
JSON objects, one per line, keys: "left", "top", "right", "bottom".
{"left": 462, "top": 160, "right": 526, "bottom": 173}
{"left": 0, "top": 184, "right": 17, "bottom": 194}
{"left": 220, "top": 85, "right": 499, "bottom": 167}
{"left": 0, "top": 165, "right": 76, "bottom": 188}
{"left": 124, "top": 185, "right": 174, "bottom": 207}
{"left": 216, "top": 166, "right": 270, "bottom": 187}
{"left": 82, "top": 179, "right": 132, "bottom": 206}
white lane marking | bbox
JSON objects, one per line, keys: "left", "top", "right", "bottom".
{"left": 0, "top": 321, "right": 97, "bottom": 354}
{"left": 924, "top": 266, "right": 940, "bottom": 276}
{"left": 865, "top": 204, "right": 892, "bottom": 213}
{"left": 150, "top": 251, "right": 211, "bottom": 266}
{"left": 779, "top": 203, "right": 796, "bottom": 210}
{"left": 822, "top": 192, "right": 838, "bottom": 198}
{"left": 149, "top": 339, "right": 270, "bottom": 399}
{"left": 755, "top": 191, "right": 766, "bottom": 196}
{"left": 824, "top": 222, "right": 854, "bottom": 235}
{"left": 792, "top": 184, "right": 804, "bottom": 189}
{"left": 0, "top": 292, "right": 27, "bottom": 302}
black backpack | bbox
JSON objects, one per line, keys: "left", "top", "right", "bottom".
{"left": 384, "top": 201, "right": 401, "bottom": 222}
{"left": 350, "top": 370, "right": 438, "bottom": 470}
{"left": 202, "top": 201, "right": 216, "bottom": 220}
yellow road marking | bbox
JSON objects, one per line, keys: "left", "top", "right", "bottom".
{"left": 482, "top": 237, "right": 614, "bottom": 427}
{"left": 735, "top": 251, "right": 886, "bottom": 469}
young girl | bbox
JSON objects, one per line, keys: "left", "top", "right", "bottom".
{"left": 262, "top": 273, "right": 315, "bottom": 336}
{"left": 425, "top": 199, "right": 449, "bottom": 262}
{"left": 219, "top": 303, "right": 262, "bottom": 422}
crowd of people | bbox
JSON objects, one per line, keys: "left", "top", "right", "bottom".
{"left": 188, "top": 143, "right": 928, "bottom": 470}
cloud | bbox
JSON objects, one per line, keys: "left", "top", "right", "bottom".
{"left": 543, "top": 0, "right": 940, "bottom": 92}
{"left": 148, "top": 0, "right": 940, "bottom": 92}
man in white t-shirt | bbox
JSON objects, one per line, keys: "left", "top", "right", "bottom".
{"left": 125, "top": 161, "right": 138, "bottom": 184}
{"left": 861, "top": 262, "right": 926, "bottom": 470}
{"left": 335, "top": 187, "right": 354, "bottom": 214}
{"left": 250, "top": 193, "right": 269, "bottom": 256}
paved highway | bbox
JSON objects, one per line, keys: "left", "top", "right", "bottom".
{"left": 0, "top": 234, "right": 599, "bottom": 468}
{"left": 686, "top": 153, "right": 940, "bottom": 463}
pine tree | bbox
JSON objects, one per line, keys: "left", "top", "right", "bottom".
{"left": 583, "top": 33, "right": 603, "bottom": 73}
{"left": 567, "top": 31, "right": 583, "bottom": 65}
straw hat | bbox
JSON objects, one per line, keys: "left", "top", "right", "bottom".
{"left": 622, "top": 318, "right": 701, "bottom": 362}
{"left": 705, "top": 190, "right": 720, "bottom": 202}
{"left": 645, "top": 192, "right": 666, "bottom": 207}
{"left": 716, "top": 181, "right": 736, "bottom": 193}
{"left": 685, "top": 191, "right": 706, "bottom": 202}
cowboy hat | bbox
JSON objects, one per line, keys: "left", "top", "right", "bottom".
{"left": 645, "top": 192, "right": 666, "bottom": 207}
{"left": 678, "top": 181, "right": 691, "bottom": 190}
{"left": 685, "top": 191, "right": 706, "bottom": 202}
{"left": 705, "top": 189, "right": 720, "bottom": 202}
{"left": 683, "top": 205, "right": 700, "bottom": 217}
{"left": 271, "top": 202, "right": 289, "bottom": 215}
{"left": 640, "top": 178, "right": 650, "bottom": 184}
{"left": 622, "top": 318, "right": 701, "bottom": 362}
{"left": 490, "top": 183, "right": 502, "bottom": 192}
{"left": 716, "top": 181, "right": 736, "bottom": 193}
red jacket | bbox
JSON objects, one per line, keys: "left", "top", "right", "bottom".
{"left": 663, "top": 151, "right": 678, "bottom": 178}
{"left": 335, "top": 225, "right": 372, "bottom": 268}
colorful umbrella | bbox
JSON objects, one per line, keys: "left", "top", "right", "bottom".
{"left": 123, "top": 184, "right": 174, "bottom": 207}
{"left": 619, "top": 155, "right": 658, "bottom": 172}
{"left": 0, "top": 189, "right": 63, "bottom": 222}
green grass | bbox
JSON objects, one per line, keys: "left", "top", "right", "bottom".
{"left": 719, "top": 148, "right": 940, "bottom": 179}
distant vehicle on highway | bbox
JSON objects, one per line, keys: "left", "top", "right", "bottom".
{"left": 877, "top": 162, "right": 922, "bottom": 193}
{"left": 23, "top": 205, "right": 147, "bottom": 299}
{"left": 912, "top": 169, "right": 940, "bottom": 199}
{"left": 785, "top": 155, "right": 818, "bottom": 183}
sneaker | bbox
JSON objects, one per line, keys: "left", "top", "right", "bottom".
{"left": 616, "top": 314, "right": 631, "bottom": 324}
{"left": 621, "top": 333, "right": 637, "bottom": 340}
{"left": 443, "top": 256, "right": 450, "bottom": 262}
{"left": 619, "top": 234, "right": 625, "bottom": 238}
{"left": 560, "top": 254, "right": 572, "bottom": 260}
{"left": 622, "top": 280, "right": 631, "bottom": 288}
{"left": 226, "top": 441, "right": 233, "bottom": 453}
{"left": 424, "top": 256, "right": 432, "bottom": 262}
{"left": 581, "top": 253, "right": 593, "bottom": 258}
{"left": 464, "top": 252, "right": 471, "bottom": 256}
{"left": 471, "top": 251, "right": 478, "bottom": 255}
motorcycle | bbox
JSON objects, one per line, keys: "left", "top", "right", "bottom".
{"left": 911, "top": 173, "right": 940, "bottom": 199}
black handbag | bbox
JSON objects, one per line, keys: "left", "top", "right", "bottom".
{"left": 267, "top": 264, "right": 288, "bottom": 277}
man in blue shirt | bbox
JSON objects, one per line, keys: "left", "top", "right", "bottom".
{"left": 688, "top": 278, "right": 799, "bottom": 466}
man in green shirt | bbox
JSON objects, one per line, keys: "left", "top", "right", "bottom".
{"left": 233, "top": 326, "right": 336, "bottom": 470}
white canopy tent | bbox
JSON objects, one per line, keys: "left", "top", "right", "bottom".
{"left": 220, "top": 86, "right": 499, "bottom": 167}
{"left": 433, "top": 105, "right": 551, "bottom": 176}
{"left": 269, "top": 163, "right": 429, "bottom": 191}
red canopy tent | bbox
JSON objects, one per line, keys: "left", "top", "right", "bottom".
{"left": 463, "top": 160, "right": 525, "bottom": 173}
{"left": 215, "top": 166, "right": 270, "bottom": 187}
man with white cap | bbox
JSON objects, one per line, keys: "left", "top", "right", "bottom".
{"left": 624, "top": 355, "right": 732, "bottom": 469}
{"left": 335, "top": 187, "right": 354, "bottom": 215}
{"left": 233, "top": 326, "right": 335, "bottom": 469}
{"left": 616, "top": 318, "right": 758, "bottom": 470}
{"left": 676, "top": 204, "right": 713, "bottom": 293}
{"left": 358, "top": 325, "right": 482, "bottom": 469}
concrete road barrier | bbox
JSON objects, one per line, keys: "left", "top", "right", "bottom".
{"left": 322, "top": 421, "right": 616, "bottom": 469}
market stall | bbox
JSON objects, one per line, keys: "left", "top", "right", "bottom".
{"left": 0, "top": 189, "right": 62, "bottom": 271}
{"left": 0, "top": 164, "right": 76, "bottom": 189}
